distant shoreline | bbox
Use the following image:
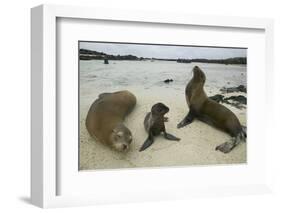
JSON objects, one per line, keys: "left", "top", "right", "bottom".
{"left": 79, "top": 48, "right": 247, "bottom": 65}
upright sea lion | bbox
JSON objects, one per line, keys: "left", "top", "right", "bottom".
{"left": 177, "top": 66, "right": 246, "bottom": 153}
{"left": 139, "top": 103, "right": 180, "bottom": 152}
{"left": 86, "top": 90, "right": 136, "bottom": 152}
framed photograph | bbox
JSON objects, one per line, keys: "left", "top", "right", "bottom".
{"left": 31, "top": 4, "right": 274, "bottom": 208}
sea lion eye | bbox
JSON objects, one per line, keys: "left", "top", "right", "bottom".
{"left": 116, "top": 131, "right": 123, "bottom": 138}
{"left": 122, "top": 144, "right": 128, "bottom": 150}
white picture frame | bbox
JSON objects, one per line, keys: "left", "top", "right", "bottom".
{"left": 31, "top": 4, "right": 274, "bottom": 208}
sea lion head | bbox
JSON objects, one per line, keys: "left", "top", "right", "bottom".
{"left": 151, "top": 103, "right": 169, "bottom": 116}
{"left": 192, "top": 66, "right": 206, "bottom": 85}
{"left": 110, "top": 124, "right": 133, "bottom": 152}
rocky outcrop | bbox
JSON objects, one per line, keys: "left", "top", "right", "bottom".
{"left": 209, "top": 94, "right": 247, "bottom": 109}
{"left": 163, "top": 79, "right": 174, "bottom": 83}
{"left": 220, "top": 85, "right": 247, "bottom": 93}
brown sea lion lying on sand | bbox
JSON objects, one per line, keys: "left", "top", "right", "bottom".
{"left": 86, "top": 90, "right": 136, "bottom": 152}
{"left": 177, "top": 66, "right": 246, "bottom": 153}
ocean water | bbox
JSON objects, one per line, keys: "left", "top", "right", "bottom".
{"left": 79, "top": 60, "right": 247, "bottom": 97}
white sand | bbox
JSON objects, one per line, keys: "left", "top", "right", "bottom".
{"left": 79, "top": 87, "right": 246, "bottom": 170}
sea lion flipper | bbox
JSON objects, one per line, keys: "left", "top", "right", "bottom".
{"left": 164, "top": 132, "right": 180, "bottom": 141}
{"left": 241, "top": 125, "right": 247, "bottom": 138}
{"left": 215, "top": 131, "right": 245, "bottom": 153}
{"left": 139, "top": 136, "right": 154, "bottom": 152}
{"left": 177, "top": 110, "right": 195, "bottom": 128}
{"left": 215, "top": 140, "right": 236, "bottom": 153}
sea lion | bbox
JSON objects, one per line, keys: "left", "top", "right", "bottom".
{"left": 177, "top": 66, "right": 246, "bottom": 153}
{"left": 86, "top": 90, "right": 136, "bottom": 152}
{"left": 139, "top": 103, "right": 180, "bottom": 152}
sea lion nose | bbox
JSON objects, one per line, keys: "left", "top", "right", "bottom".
{"left": 123, "top": 144, "right": 128, "bottom": 150}
{"left": 193, "top": 66, "right": 199, "bottom": 71}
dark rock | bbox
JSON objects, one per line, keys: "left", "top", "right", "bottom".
{"left": 220, "top": 85, "right": 247, "bottom": 93}
{"left": 104, "top": 59, "right": 109, "bottom": 64}
{"left": 164, "top": 79, "right": 174, "bottom": 83}
{"left": 89, "top": 74, "right": 97, "bottom": 78}
{"left": 79, "top": 55, "right": 93, "bottom": 60}
{"left": 209, "top": 94, "right": 247, "bottom": 109}
{"left": 237, "top": 85, "right": 247, "bottom": 93}
{"left": 209, "top": 94, "right": 224, "bottom": 103}
{"left": 224, "top": 95, "right": 247, "bottom": 105}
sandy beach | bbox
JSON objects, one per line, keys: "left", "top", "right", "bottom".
{"left": 79, "top": 61, "right": 247, "bottom": 170}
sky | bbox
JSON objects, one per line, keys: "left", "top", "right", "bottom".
{"left": 79, "top": 42, "right": 247, "bottom": 60}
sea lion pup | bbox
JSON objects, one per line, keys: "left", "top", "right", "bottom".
{"left": 86, "top": 90, "right": 136, "bottom": 152}
{"left": 177, "top": 66, "right": 246, "bottom": 153}
{"left": 139, "top": 103, "right": 180, "bottom": 152}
